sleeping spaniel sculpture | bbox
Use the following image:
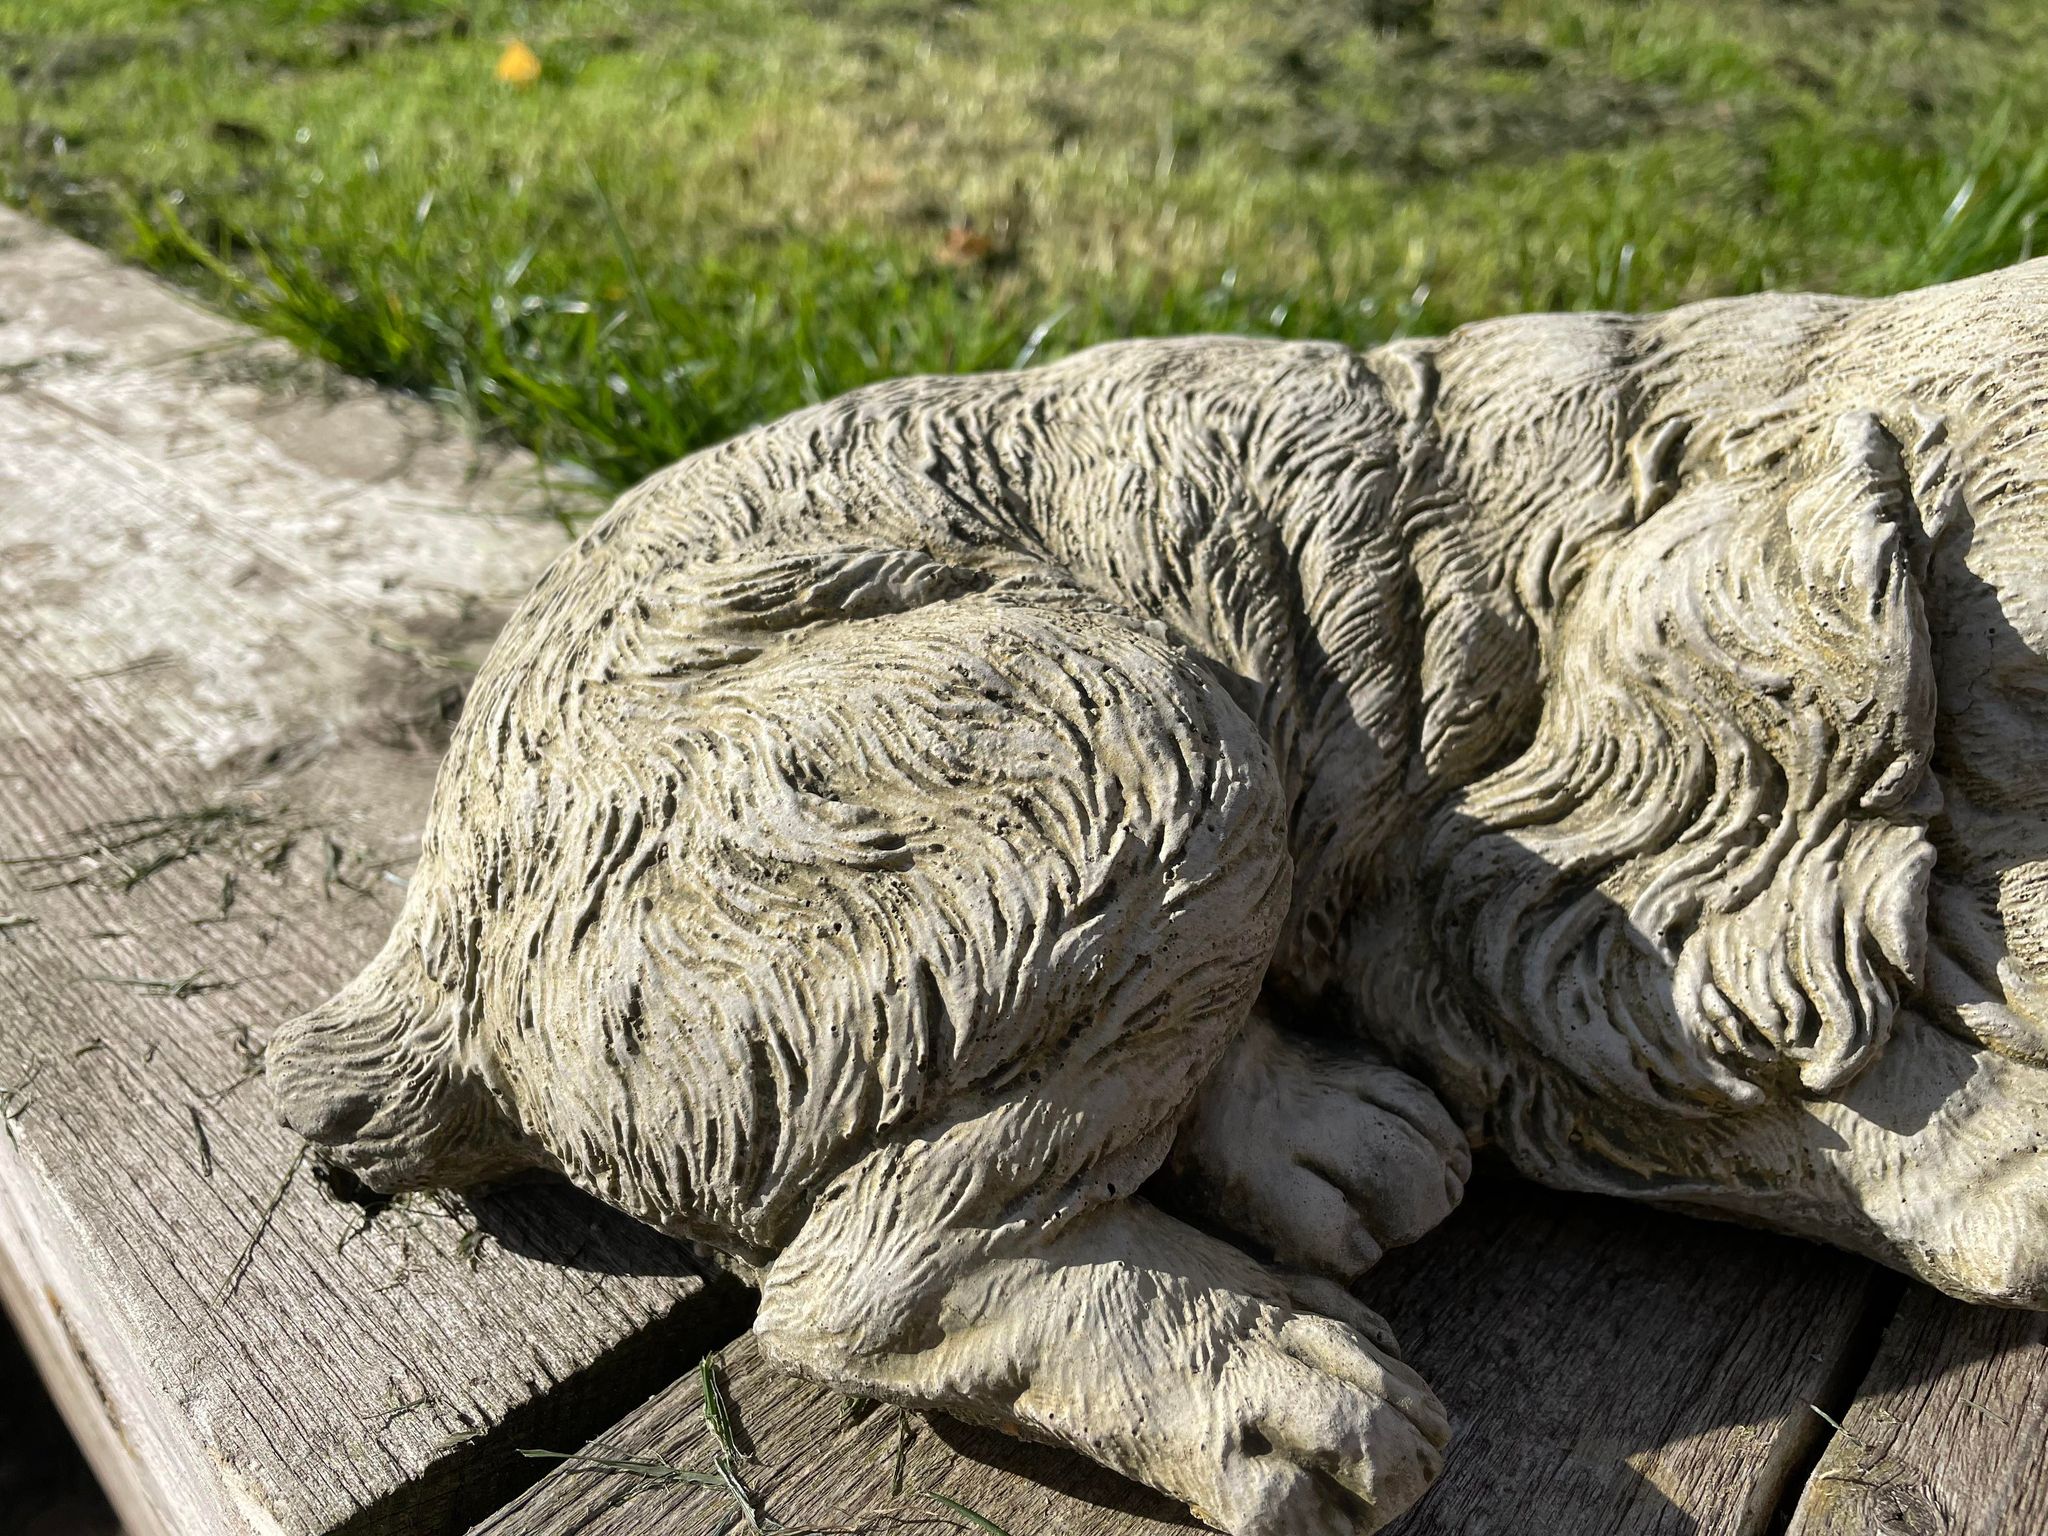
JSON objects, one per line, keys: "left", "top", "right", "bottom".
{"left": 269, "top": 261, "right": 2048, "bottom": 1534}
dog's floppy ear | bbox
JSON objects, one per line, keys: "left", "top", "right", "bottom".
{"left": 1424, "top": 409, "right": 1938, "bottom": 1109}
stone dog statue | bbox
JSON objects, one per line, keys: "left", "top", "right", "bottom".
{"left": 269, "top": 259, "right": 2048, "bottom": 1534}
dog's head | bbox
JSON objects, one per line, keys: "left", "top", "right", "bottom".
{"left": 1370, "top": 266, "right": 2048, "bottom": 1124}
{"left": 1426, "top": 408, "right": 1937, "bottom": 1111}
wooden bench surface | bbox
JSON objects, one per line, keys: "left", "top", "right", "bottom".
{"left": 0, "top": 206, "right": 2043, "bottom": 1536}
{"left": 0, "top": 205, "right": 748, "bottom": 1536}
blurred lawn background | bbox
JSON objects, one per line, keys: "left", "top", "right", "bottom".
{"left": 7, "top": 0, "right": 2048, "bottom": 495}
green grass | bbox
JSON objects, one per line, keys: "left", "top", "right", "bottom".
{"left": 8, "top": 0, "right": 2048, "bottom": 494}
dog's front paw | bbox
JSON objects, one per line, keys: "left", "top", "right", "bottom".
{"left": 1170, "top": 1012, "right": 1471, "bottom": 1279}
{"left": 1178, "top": 1271, "right": 1448, "bottom": 1536}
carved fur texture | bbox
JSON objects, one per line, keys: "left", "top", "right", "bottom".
{"left": 270, "top": 263, "right": 2048, "bottom": 1535}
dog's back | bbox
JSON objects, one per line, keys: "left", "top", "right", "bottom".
{"left": 270, "top": 335, "right": 1415, "bottom": 1253}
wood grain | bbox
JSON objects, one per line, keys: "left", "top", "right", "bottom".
{"left": 468, "top": 1328, "right": 1200, "bottom": 1536}
{"left": 1786, "top": 1287, "right": 2048, "bottom": 1536}
{"left": 1366, "top": 1182, "right": 1887, "bottom": 1536}
{"left": 0, "top": 206, "right": 747, "bottom": 1536}
{"left": 477, "top": 1182, "right": 1890, "bottom": 1536}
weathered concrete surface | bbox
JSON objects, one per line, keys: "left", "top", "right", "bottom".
{"left": 0, "top": 205, "right": 749, "bottom": 1536}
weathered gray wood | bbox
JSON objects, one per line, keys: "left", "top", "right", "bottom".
{"left": 468, "top": 1328, "right": 1199, "bottom": 1536}
{"left": 1366, "top": 1184, "right": 1885, "bottom": 1536}
{"left": 1787, "top": 1287, "right": 2048, "bottom": 1536}
{"left": 0, "top": 206, "right": 747, "bottom": 1536}
{"left": 476, "top": 1183, "right": 1889, "bottom": 1536}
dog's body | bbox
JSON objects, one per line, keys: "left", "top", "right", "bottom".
{"left": 270, "top": 263, "right": 2048, "bottom": 1534}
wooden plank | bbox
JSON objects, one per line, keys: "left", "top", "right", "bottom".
{"left": 475, "top": 1183, "right": 1888, "bottom": 1536}
{"left": 0, "top": 205, "right": 748, "bottom": 1536}
{"left": 1786, "top": 1287, "right": 2048, "bottom": 1536}
{"left": 468, "top": 1330, "right": 1198, "bottom": 1536}
{"left": 1366, "top": 1183, "right": 1886, "bottom": 1536}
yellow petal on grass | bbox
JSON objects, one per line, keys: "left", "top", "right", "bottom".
{"left": 495, "top": 40, "right": 542, "bottom": 86}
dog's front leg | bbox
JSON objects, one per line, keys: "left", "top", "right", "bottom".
{"left": 758, "top": 1123, "right": 1447, "bottom": 1536}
